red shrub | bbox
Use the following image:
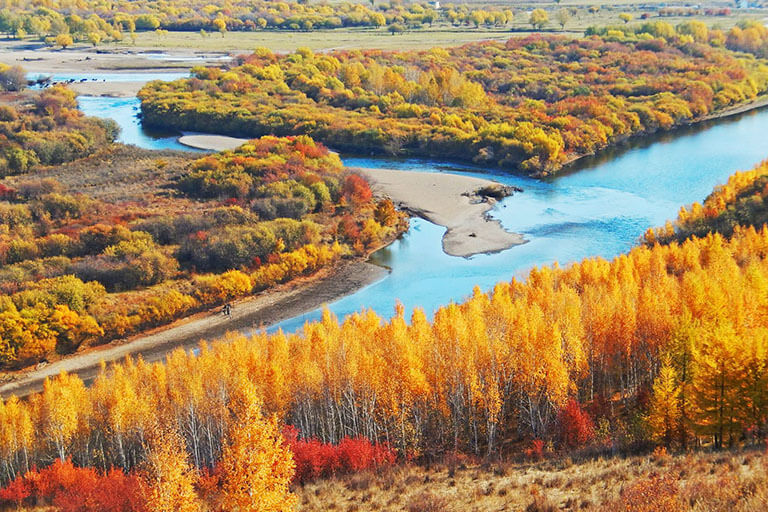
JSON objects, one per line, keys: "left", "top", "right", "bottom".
{"left": 525, "top": 439, "right": 546, "bottom": 460}
{"left": 283, "top": 425, "right": 396, "bottom": 483}
{"left": 342, "top": 174, "right": 373, "bottom": 205}
{"left": 337, "top": 214, "right": 360, "bottom": 242}
{"left": 0, "top": 475, "right": 31, "bottom": 507}
{"left": 0, "top": 184, "right": 16, "bottom": 201}
{"left": 0, "top": 459, "right": 146, "bottom": 512}
{"left": 337, "top": 437, "right": 397, "bottom": 472}
{"left": 556, "top": 399, "right": 595, "bottom": 450}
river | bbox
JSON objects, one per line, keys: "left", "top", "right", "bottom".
{"left": 74, "top": 75, "right": 768, "bottom": 333}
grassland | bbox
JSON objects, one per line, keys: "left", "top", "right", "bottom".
{"left": 102, "top": 10, "right": 766, "bottom": 53}
{"left": 297, "top": 449, "right": 768, "bottom": 511}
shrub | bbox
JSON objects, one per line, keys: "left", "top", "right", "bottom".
{"left": 406, "top": 491, "right": 451, "bottom": 512}
{"left": 0, "top": 458, "right": 146, "bottom": 512}
{"left": 556, "top": 399, "right": 595, "bottom": 450}
{"left": 615, "top": 475, "right": 685, "bottom": 512}
{"left": 283, "top": 426, "right": 396, "bottom": 483}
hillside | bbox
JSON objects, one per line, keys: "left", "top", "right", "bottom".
{"left": 298, "top": 449, "right": 768, "bottom": 511}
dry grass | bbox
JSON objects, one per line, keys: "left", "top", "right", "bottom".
{"left": 295, "top": 448, "right": 768, "bottom": 511}
{"left": 4, "top": 144, "right": 196, "bottom": 205}
{"left": 96, "top": 8, "right": 765, "bottom": 54}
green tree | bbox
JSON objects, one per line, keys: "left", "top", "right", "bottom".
{"left": 135, "top": 14, "right": 160, "bottom": 30}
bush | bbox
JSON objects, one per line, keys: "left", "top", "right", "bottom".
{"left": 283, "top": 426, "right": 397, "bottom": 483}
{"left": 406, "top": 491, "right": 451, "bottom": 512}
{"left": 0, "top": 458, "right": 146, "bottom": 512}
{"left": 0, "top": 64, "right": 26, "bottom": 92}
{"left": 556, "top": 399, "right": 595, "bottom": 450}
{"left": 614, "top": 475, "right": 685, "bottom": 512}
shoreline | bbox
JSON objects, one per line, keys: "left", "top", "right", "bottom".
{"left": 170, "top": 134, "right": 525, "bottom": 258}
{"left": 356, "top": 167, "right": 525, "bottom": 258}
{"left": 556, "top": 94, "right": 768, "bottom": 176}
{"left": 0, "top": 259, "right": 388, "bottom": 399}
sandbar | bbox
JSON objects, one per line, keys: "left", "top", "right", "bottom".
{"left": 356, "top": 167, "right": 525, "bottom": 258}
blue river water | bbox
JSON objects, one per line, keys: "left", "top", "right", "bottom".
{"left": 75, "top": 77, "right": 768, "bottom": 333}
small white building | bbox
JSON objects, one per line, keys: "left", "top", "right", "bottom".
{"left": 429, "top": 1, "right": 440, "bottom": 9}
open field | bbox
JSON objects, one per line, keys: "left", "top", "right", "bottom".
{"left": 298, "top": 449, "right": 768, "bottom": 511}
{"left": 1, "top": 8, "right": 765, "bottom": 56}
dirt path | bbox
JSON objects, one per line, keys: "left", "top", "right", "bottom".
{"left": 0, "top": 260, "right": 387, "bottom": 399}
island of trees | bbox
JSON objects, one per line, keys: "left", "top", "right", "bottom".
{"left": 139, "top": 27, "right": 768, "bottom": 175}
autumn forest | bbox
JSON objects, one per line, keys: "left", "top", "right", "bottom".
{"left": 1, "top": 4, "right": 768, "bottom": 511}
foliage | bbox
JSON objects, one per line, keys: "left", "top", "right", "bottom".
{"left": 0, "top": 0, "right": 514, "bottom": 41}
{"left": 218, "top": 380, "right": 297, "bottom": 512}
{"left": 556, "top": 399, "right": 595, "bottom": 450}
{"left": 0, "top": 84, "right": 116, "bottom": 177}
{"left": 3, "top": 151, "right": 768, "bottom": 509}
{"left": 646, "top": 159, "right": 768, "bottom": 245}
{"left": 3, "top": 218, "right": 768, "bottom": 476}
{"left": 283, "top": 425, "right": 396, "bottom": 483}
{"left": 0, "top": 458, "right": 146, "bottom": 512}
{"left": 144, "top": 430, "right": 202, "bottom": 512}
{"left": 0, "top": 127, "right": 404, "bottom": 369}
{"left": 647, "top": 358, "right": 682, "bottom": 447}
{"left": 140, "top": 33, "right": 768, "bottom": 175}
{"left": 0, "top": 64, "right": 25, "bottom": 92}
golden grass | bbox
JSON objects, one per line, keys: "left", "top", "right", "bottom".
{"left": 296, "top": 448, "right": 768, "bottom": 511}
{"left": 99, "top": 10, "right": 764, "bottom": 54}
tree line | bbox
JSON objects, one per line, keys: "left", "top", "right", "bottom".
{"left": 587, "top": 19, "right": 768, "bottom": 59}
{"left": 646, "top": 158, "right": 768, "bottom": 245}
{"left": 0, "top": 1, "right": 516, "bottom": 44}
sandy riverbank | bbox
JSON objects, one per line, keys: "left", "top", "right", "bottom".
{"left": 3, "top": 46, "right": 229, "bottom": 73}
{"left": 178, "top": 134, "right": 249, "bottom": 151}
{"left": 0, "top": 44, "right": 232, "bottom": 97}
{"left": 357, "top": 168, "right": 525, "bottom": 258}
{"left": 0, "top": 260, "right": 387, "bottom": 399}
{"left": 67, "top": 81, "right": 147, "bottom": 97}
{"left": 176, "top": 134, "right": 525, "bottom": 257}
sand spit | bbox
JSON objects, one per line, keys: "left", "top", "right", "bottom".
{"left": 356, "top": 167, "right": 525, "bottom": 258}
{"left": 178, "top": 134, "right": 250, "bottom": 151}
